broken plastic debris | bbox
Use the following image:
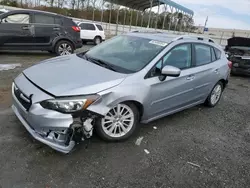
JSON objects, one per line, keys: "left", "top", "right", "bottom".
{"left": 144, "top": 149, "right": 150, "bottom": 154}
{"left": 153, "top": 126, "right": 157, "bottom": 130}
{"left": 0, "top": 64, "right": 21, "bottom": 71}
{"left": 187, "top": 162, "right": 201, "bottom": 168}
{"left": 135, "top": 136, "right": 144, "bottom": 146}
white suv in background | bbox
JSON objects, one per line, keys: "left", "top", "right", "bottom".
{"left": 77, "top": 22, "right": 105, "bottom": 45}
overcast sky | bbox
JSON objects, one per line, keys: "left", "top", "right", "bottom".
{"left": 169, "top": 0, "right": 250, "bottom": 30}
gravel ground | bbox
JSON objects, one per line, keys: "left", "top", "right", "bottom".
{"left": 0, "top": 47, "right": 250, "bottom": 188}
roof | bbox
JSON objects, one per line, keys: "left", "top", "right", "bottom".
{"left": 2, "top": 9, "right": 65, "bottom": 17}
{"left": 126, "top": 32, "right": 178, "bottom": 43}
{"left": 106, "top": 0, "right": 193, "bottom": 15}
{"left": 125, "top": 32, "right": 222, "bottom": 49}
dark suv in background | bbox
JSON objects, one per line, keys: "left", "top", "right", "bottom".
{"left": 0, "top": 10, "right": 82, "bottom": 56}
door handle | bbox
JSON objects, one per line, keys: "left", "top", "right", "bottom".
{"left": 186, "top": 75, "right": 195, "bottom": 80}
{"left": 214, "top": 69, "right": 219, "bottom": 74}
{"left": 22, "top": 26, "right": 30, "bottom": 30}
{"left": 53, "top": 27, "right": 60, "bottom": 31}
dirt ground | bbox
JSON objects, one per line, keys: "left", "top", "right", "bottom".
{"left": 0, "top": 48, "right": 250, "bottom": 188}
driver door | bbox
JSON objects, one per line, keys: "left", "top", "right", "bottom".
{"left": 143, "top": 43, "right": 198, "bottom": 121}
{"left": 0, "top": 12, "right": 34, "bottom": 48}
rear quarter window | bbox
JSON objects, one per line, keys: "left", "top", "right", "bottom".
{"left": 63, "top": 18, "right": 77, "bottom": 26}
{"left": 214, "top": 48, "right": 222, "bottom": 59}
{"left": 96, "top": 24, "right": 103, "bottom": 31}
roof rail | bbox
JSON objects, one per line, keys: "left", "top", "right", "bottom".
{"left": 172, "top": 35, "right": 215, "bottom": 43}
{"left": 131, "top": 30, "right": 163, "bottom": 34}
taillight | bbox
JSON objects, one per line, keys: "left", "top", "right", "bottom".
{"left": 228, "top": 61, "right": 232, "bottom": 69}
{"left": 72, "top": 26, "right": 80, "bottom": 32}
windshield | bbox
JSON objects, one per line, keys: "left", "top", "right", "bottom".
{"left": 85, "top": 35, "right": 166, "bottom": 73}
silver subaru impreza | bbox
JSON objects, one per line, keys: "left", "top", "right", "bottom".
{"left": 12, "top": 32, "right": 231, "bottom": 153}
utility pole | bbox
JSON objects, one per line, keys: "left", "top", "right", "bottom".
{"left": 203, "top": 16, "right": 208, "bottom": 34}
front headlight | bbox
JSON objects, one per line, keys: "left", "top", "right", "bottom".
{"left": 40, "top": 95, "right": 100, "bottom": 113}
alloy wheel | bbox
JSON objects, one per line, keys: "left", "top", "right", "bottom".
{"left": 58, "top": 43, "right": 73, "bottom": 56}
{"left": 210, "top": 84, "right": 222, "bottom": 105}
{"left": 101, "top": 104, "right": 135, "bottom": 138}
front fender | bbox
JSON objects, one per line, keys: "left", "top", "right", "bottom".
{"left": 87, "top": 84, "right": 149, "bottom": 116}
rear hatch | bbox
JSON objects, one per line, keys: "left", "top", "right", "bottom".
{"left": 227, "top": 37, "right": 250, "bottom": 68}
{"left": 63, "top": 17, "right": 82, "bottom": 47}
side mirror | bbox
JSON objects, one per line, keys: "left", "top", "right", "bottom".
{"left": 161, "top": 65, "right": 181, "bottom": 77}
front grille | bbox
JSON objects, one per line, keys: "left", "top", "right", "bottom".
{"left": 14, "top": 84, "right": 31, "bottom": 111}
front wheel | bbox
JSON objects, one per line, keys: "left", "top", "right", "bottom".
{"left": 55, "top": 40, "right": 74, "bottom": 56}
{"left": 205, "top": 81, "right": 223, "bottom": 107}
{"left": 95, "top": 102, "right": 139, "bottom": 141}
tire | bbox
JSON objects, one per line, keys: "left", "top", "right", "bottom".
{"left": 54, "top": 40, "right": 74, "bottom": 56}
{"left": 95, "top": 102, "right": 140, "bottom": 141}
{"left": 82, "top": 40, "right": 87, "bottom": 44}
{"left": 93, "top": 36, "right": 102, "bottom": 45}
{"left": 205, "top": 81, "right": 223, "bottom": 107}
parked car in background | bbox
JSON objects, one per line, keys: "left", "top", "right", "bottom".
{"left": 0, "top": 10, "right": 82, "bottom": 56}
{"left": 12, "top": 33, "right": 230, "bottom": 153}
{"left": 226, "top": 37, "right": 250, "bottom": 76}
{"left": 77, "top": 21, "right": 105, "bottom": 45}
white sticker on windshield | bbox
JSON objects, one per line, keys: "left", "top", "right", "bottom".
{"left": 149, "top": 40, "right": 168, "bottom": 47}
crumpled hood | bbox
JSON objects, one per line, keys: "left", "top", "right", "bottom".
{"left": 23, "top": 54, "right": 127, "bottom": 96}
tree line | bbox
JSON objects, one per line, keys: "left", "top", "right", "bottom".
{"left": 0, "top": 0, "right": 196, "bottom": 32}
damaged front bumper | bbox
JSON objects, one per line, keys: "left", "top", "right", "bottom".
{"left": 12, "top": 81, "right": 98, "bottom": 154}
{"left": 12, "top": 104, "right": 76, "bottom": 153}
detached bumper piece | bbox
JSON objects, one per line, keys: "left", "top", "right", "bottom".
{"left": 12, "top": 105, "right": 75, "bottom": 154}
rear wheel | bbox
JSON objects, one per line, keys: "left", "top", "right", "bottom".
{"left": 94, "top": 36, "right": 102, "bottom": 45}
{"left": 55, "top": 40, "right": 74, "bottom": 56}
{"left": 205, "top": 81, "right": 223, "bottom": 107}
{"left": 95, "top": 102, "right": 139, "bottom": 141}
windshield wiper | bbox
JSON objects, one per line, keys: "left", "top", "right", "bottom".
{"left": 86, "top": 55, "right": 117, "bottom": 72}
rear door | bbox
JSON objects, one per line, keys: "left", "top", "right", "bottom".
{"left": 191, "top": 43, "right": 221, "bottom": 101}
{"left": 31, "top": 13, "right": 62, "bottom": 47}
{"left": 0, "top": 12, "right": 33, "bottom": 48}
{"left": 79, "top": 23, "right": 97, "bottom": 40}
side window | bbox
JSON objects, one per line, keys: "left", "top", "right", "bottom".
{"left": 80, "top": 23, "right": 96, "bottom": 30}
{"left": 214, "top": 48, "right": 222, "bottom": 60}
{"left": 80, "top": 23, "right": 88, "bottom": 30}
{"left": 55, "top": 17, "right": 62, "bottom": 25}
{"left": 87, "top": 23, "right": 96, "bottom": 30}
{"left": 162, "top": 44, "right": 192, "bottom": 69}
{"left": 2, "top": 13, "right": 30, "bottom": 23}
{"left": 194, "top": 44, "right": 212, "bottom": 66}
{"left": 211, "top": 47, "right": 216, "bottom": 62}
{"left": 149, "top": 44, "right": 192, "bottom": 78}
{"left": 34, "top": 14, "right": 55, "bottom": 24}
{"left": 96, "top": 24, "right": 103, "bottom": 31}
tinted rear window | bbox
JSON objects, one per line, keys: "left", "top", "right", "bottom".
{"left": 63, "top": 18, "right": 77, "bottom": 26}
{"left": 80, "top": 23, "right": 96, "bottom": 30}
{"left": 96, "top": 24, "right": 103, "bottom": 31}
{"left": 34, "top": 14, "right": 55, "bottom": 24}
